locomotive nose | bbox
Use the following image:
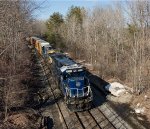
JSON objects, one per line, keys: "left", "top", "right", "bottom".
{"left": 76, "top": 81, "right": 81, "bottom": 87}
{"left": 67, "top": 77, "right": 87, "bottom": 98}
{"left": 68, "top": 77, "right": 84, "bottom": 89}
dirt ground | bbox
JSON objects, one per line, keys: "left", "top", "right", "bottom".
{"left": 107, "top": 79, "right": 150, "bottom": 122}
{"left": 104, "top": 78, "right": 150, "bottom": 129}
{"left": 130, "top": 90, "right": 150, "bottom": 122}
{"left": 5, "top": 111, "right": 40, "bottom": 129}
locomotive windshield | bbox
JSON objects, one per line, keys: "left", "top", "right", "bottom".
{"left": 63, "top": 70, "right": 89, "bottom": 87}
{"left": 69, "top": 71, "right": 85, "bottom": 77}
{"left": 63, "top": 70, "right": 85, "bottom": 80}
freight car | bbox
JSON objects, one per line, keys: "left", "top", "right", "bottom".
{"left": 30, "top": 37, "right": 55, "bottom": 56}
{"left": 50, "top": 53, "right": 93, "bottom": 111}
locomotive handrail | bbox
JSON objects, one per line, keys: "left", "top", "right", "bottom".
{"left": 65, "top": 86, "right": 91, "bottom": 97}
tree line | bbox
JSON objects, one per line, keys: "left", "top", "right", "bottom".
{"left": 0, "top": 0, "right": 38, "bottom": 123}
{"left": 45, "top": 1, "right": 150, "bottom": 94}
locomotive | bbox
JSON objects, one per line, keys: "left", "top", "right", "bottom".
{"left": 29, "top": 37, "right": 93, "bottom": 111}
{"left": 50, "top": 53, "right": 93, "bottom": 111}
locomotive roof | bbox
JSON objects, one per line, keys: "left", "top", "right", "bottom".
{"left": 60, "top": 64, "right": 83, "bottom": 73}
{"left": 37, "top": 39, "right": 49, "bottom": 43}
{"left": 51, "top": 53, "right": 76, "bottom": 66}
{"left": 31, "top": 37, "right": 40, "bottom": 40}
{"left": 39, "top": 41, "right": 50, "bottom": 47}
{"left": 32, "top": 37, "right": 52, "bottom": 47}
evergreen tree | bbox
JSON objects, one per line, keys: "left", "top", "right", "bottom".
{"left": 67, "top": 6, "right": 85, "bottom": 24}
{"left": 46, "top": 12, "right": 64, "bottom": 48}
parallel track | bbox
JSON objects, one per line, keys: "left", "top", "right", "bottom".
{"left": 37, "top": 53, "right": 84, "bottom": 129}
{"left": 34, "top": 52, "right": 68, "bottom": 129}
{"left": 75, "top": 111, "right": 100, "bottom": 129}
{"left": 90, "top": 105, "right": 116, "bottom": 129}
{"left": 92, "top": 86, "right": 132, "bottom": 129}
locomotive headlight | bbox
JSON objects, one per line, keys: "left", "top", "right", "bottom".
{"left": 76, "top": 82, "right": 81, "bottom": 87}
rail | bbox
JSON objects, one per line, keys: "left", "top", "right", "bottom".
{"left": 34, "top": 51, "right": 69, "bottom": 129}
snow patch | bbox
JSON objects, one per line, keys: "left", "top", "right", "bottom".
{"left": 135, "top": 107, "right": 145, "bottom": 114}
{"left": 105, "top": 82, "right": 126, "bottom": 97}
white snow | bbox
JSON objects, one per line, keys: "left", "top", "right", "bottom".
{"left": 136, "top": 103, "right": 140, "bottom": 107}
{"left": 105, "top": 82, "right": 126, "bottom": 97}
{"left": 134, "top": 103, "right": 145, "bottom": 114}
{"left": 135, "top": 107, "right": 145, "bottom": 114}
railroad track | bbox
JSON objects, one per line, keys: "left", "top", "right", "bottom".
{"left": 39, "top": 55, "right": 117, "bottom": 129}
{"left": 75, "top": 111, "right": 100, "bottom": 129}
{"left": 75, "top": 107, "right": 118, "bottom": 129}
{"left": 32, "top": 49, "right": 132, "bottom": 129}
{"left": 74, "top": 99, "right": 131, "bottom": 129}
{"left": 31, "top": 51, "right": 68, "bottom": 129}
{"left": 36, "top": 52, "right": 85, "bottom": 129}
{"left": 89, "top": 108, "right": 116, "bottom": 129}
{"left": 92, "top": 86, "right": 132, "bottom": 129}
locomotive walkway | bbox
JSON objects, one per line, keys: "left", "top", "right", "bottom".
{"left": 30, "top": 47, "right": 133, "bottom": 129}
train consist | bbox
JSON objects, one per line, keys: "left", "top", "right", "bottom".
{"left": 29, "top": 37, "right": 93, "bottom": 111}
{"left": 30, "top": 37, "right": 55, "bottom": 56}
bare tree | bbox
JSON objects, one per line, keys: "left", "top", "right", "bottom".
{"left": 0, "top": 0, "right": 36, "bottom": 121}
{"left": 57, "top": 1, "right": 150, "bottom": 94}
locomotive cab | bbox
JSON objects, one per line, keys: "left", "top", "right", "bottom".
{"left": 42, "top": 45, "right": 55, "bottom": 55}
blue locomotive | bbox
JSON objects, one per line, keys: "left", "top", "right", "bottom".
{"left": 50, "top": 53, "right": 93, "bottom": 111}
